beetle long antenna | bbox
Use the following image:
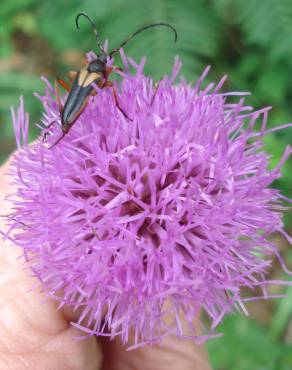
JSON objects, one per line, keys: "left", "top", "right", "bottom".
{"left": 76, "top": 12, "right": 105, "bottom": 53}
{"left": 109, "top": 22, "right": 177, "bottom": 57}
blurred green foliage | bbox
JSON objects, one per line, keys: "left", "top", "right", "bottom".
{"left": 0, "top": 1, "right": 291, "bottom": 369}
{"left": 207, "top": 313, "right": 292, "bottom": 370}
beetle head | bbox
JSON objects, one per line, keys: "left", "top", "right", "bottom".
{"left": 87, "top": 54, "right": 107, "bottom": 73}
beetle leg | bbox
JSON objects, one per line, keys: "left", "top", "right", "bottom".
{"left": 54, "top": 79, "right": 64, "bottom": 112}
{"left": 110, "top": 66, "right": 123, "bottom": 72}
{"left": 57, "top": 77, "right": 71, "bottom": 92}
{"left": 114, "top": 65, "right": 123, "bottom": 72}
{"left": 103, "top": 81, "right": 132, "bottom": 121}
{"left": 106, "top": 66, "right": 123, "bottom": 78}
{"left": 103, "top": 80, "right": 113, "bottom": 87}
{"left": 49, "top": 131, "right": 66, "bottom": 149}
{"left": 105, "top": 66, "right": 123, "bottom": 80}
{"left": 42, "top": 120, "right": 58, "bottom": 142}
{"left": 106, "top": 67, "right": 113, "bottom": 75}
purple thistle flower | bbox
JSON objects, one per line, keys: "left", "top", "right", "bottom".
{"left": 4, "top": 52, "right": 292, "bottom": 349}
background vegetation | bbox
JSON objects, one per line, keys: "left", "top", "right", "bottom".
{"left": 0, "top": 1, "right": 291, "bottom": 369}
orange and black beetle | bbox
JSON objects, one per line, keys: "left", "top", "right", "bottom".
{"left": 44, "top": 12, "right": 177, "bottom": 147}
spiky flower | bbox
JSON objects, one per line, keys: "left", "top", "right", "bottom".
{"left": 5, "top": 52, "right": 292, "bottom": 349}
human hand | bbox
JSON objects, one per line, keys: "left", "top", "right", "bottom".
{"left": 0, "top": 154, "right": 212, "bottom": 370}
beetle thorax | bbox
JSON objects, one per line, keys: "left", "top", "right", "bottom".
{"left": 77, "top": 54, "right": 108, "bottom": 88}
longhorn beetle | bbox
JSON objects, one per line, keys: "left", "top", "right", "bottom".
{"left": 44, "top": 12, "right": 177, "bottom": 148}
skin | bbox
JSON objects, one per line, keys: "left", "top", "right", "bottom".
{"left": 0, "top": 154, "right": 212, "bottom": 370}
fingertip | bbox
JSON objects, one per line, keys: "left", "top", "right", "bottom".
{"left": 99, "top": 334, "right": 212, "bottom": 370}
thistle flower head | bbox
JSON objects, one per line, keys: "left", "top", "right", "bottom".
{"left": 6, "top": 51, "right": 292, "bottom": 348}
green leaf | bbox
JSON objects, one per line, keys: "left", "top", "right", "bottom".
{"left": 270, "top": 285, "right": 292, "bottom": 340}
{"left": 207, "top": 315, "right": 280, "bottom": 370}
{"left": 256, "top": 65, "right": 288, "bottom": 104}
{"left": 233, "top": 0, "right": 292, "bottom": 61}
